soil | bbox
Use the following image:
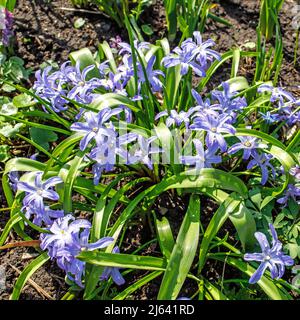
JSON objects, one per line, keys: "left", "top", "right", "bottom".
{"left": 0, "top": 0, "right": 299, "bottom": 300}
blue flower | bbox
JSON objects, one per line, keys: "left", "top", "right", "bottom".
{"left": 118, "top": 40, "right": 150, "bottom": 55}
{"left": 258, "top": 84, "right": 296, "bottom": 107}
{"left": 129, "top": 135, "right": 162, "bottom": 169}
{"left": 70, "top": 108, "right": 123, "bottom": 151}
{"left": 162, "top": 32, "right": 220, "bottom": 77}
{"left": 180, "top": 139, "right": 221, "bottom": 170}
{"left": 259, "top": 111, "right": 279, "bottom": 124}
{"left": 162, "top": 46, "right": 205, "bottom": 76}
{"left": 181, "top": 31, "right": 221, "bottom": 68}
{"left": 33, "top": 66, "right": 69, "bottom": 112}
{"left": 1, "top": 8, "right": 14, "bottom": 46}
{"left": 228, "top": 136, "right": 267, "bottom": 160}
{"left": 17, "top": 172, "right": 62, "bottom": 213}
{"left": 100, "top": 246, "right": 125, "bottom": 286}
{"left": 64, "top": 61, "right": 103, "bottom": 104}
{"left": 247, "top": 153, "right": 275, "bottom": 185}
{"left": 8, "top": 171, "right": 19, "bottom": 192}
{"left": 89, "top": 137, "right": 117, "bottom": 185}
{"left": 23, "top": 205, "right": 64, "bottom": 227}
{"left": 244, "top": 224, "right": 294, "bottom": 284}
{"left": 40, "top": 215, "right": 91, "bottom": 257}
{"left": 190, "top": 114, "right": 236, "bottom": 152}
{"left": 114, "top": 55, "right": 134, "bottom": 87}
{"left": 277, "top": 184, "right": 300, "bottom": 206}
{"left": 289, "top": 165, "right": 300, "bottom": 181}
{"left": 211, "top": 82, "right": 247, "bottom": 114}
{"left": 40, "top": 214, "right": 114, "bottom": 287}
{"left": 191, "top": 89, "right": 221, "bottom": 117}
{"left": 137, "top": 55, "right": 165, "bottom": 93}
{"left": 155, "top": 108, "right": 198, "bottom": 128}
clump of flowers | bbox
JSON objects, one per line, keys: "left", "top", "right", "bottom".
{"left": 162, "top": 31, "right": 221, "bottom": 76}
{"left": 5, "top": 31, "right": 299, "bottom": 299}
{"left": 40, "top": 214, "right": 115, "bottom": 287}
{"left": 258, "top": 84, "right": 300, "bottom": 125}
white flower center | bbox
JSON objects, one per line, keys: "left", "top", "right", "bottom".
{"left": 244, "top": 141, "right": 252, "bottom": 148}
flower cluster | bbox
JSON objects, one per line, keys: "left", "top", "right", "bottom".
{"left": 14, "top": 171, "right": 124, "bottom": 287}
{"left": 70, "top": 107, "right": 162, "bottom": 184}
{"left": 17, "top": 172, "right": 64, "bottom": 226}
{"left": 33, "top": 61, "right": 107, "bottom": 113}
{"left": 162, "top": 31, "right": 221, "bottom": 76}
{"left": 258, "top": 84, "right": 300, "bottom": 125}
{"left": 0, "top": 7, "right": 13, "bottom": 47}
{"left": 32, "top": 36, "right": 298, "bottom": 189}
{"left": 244, "top": 224, "right": 294, "bottom": 284}
{"left": 40, "top": 214, "right": 121, "bottom": 287}
{"left": 155, "top": 82, "right": 278, "bottom": 182}
{"left": 33, "top": 39, "right": 164, "bottom": 114}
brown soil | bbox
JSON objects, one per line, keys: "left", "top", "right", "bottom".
{"left": 0, "top": 0, "right": 299, "bottom": 300}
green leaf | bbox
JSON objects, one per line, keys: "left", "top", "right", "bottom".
{"left": 10, "top": 253, "right": 50, "bottom": 300}
{"left": 0, "top": 102, "right": 17, "bottom": 115}
{"left": 149, "top": 169, "right": 248, "bottom": 201}
{"left": 4, "top": 157, "right": 46, "bottom": 175}
{"left": 164, "top": 0, "right": 177, "bottom": 41}
{"left": 78, "top": 251, "right": 167, "bottom": 271}
{"left": 98, "top": 41, "right": 117, "bottom": 73}
{"left": 158, "top": 195, "right": 200, "bottom": 300}
{"left": 198, "top": 193, "right": 241, "bottom": 273}
{"left": 231, "top": 49, "right": 241, "bottom": 78}
{"left": 0, "top": 144, "right": 10, "bottom": 162}
{"left": 141, "top": 24, "right": 154, "bottom": 35}
{"left": 59, "top": 151, "right": 86, "bottom": 213}
{"left": 84, "top": 176, "right": 148, "bottom": 299}
{"left": 0, "top": 122, "right": 23, "bottom": 138}
{"left": 113, "top": 271, "right": 162, "bottom": 300}
{"left": 2, "top": 83, "right": 15, "bottom": 92}
{"left": 74, "top": 17, "right": 86, "bottom": 29}
{"left": 154, "top": 215, "right": 175, "bottom": 259}
{"left": 229, "top": 202, "right": 256, "bottom": 250}
{"left": 0, "top": 214, "right": 22, "bottom": 246}
{"left": 91, "top": 93, "right": 140, "bottom": 113}
{"left": 12, "top": 93, "right": 34, "bottom": 108}
{"left": 29, "top": 127, "right": 58, "bottom": 151}
{"left": 109, "top": 169, "right": 248, "bottom": 251}
{"left": 69, "top": 48, "right": 99, "bottom": 79}
{"left": 203, "top": 279, "right": 229, "bottom": 300}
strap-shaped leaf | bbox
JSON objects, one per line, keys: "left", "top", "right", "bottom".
{"left": 0, "top": 214, "right": 22, "bottom": 246}
{"left": 10, "top": 253, "right": 49, "bottom": 300}
{"left": 157, "top": 195, "right": 200, "bottom": 300}
{"left": 78, "top": 251, "right": 166, "bottom": 271}
{"left": 84, "top": 176, "right": 149, "bottom": 299}
{"left": 58, "top": 151, "right": 86, "bottom": 213}
{"left": 198, "top": 193, "right": 242, "bottom": 273}
{"left": 154, "top": 214, "right": 175, "bottom": 259}
{"left": 113, "top": 271, "right": 162, "bottom": 300}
